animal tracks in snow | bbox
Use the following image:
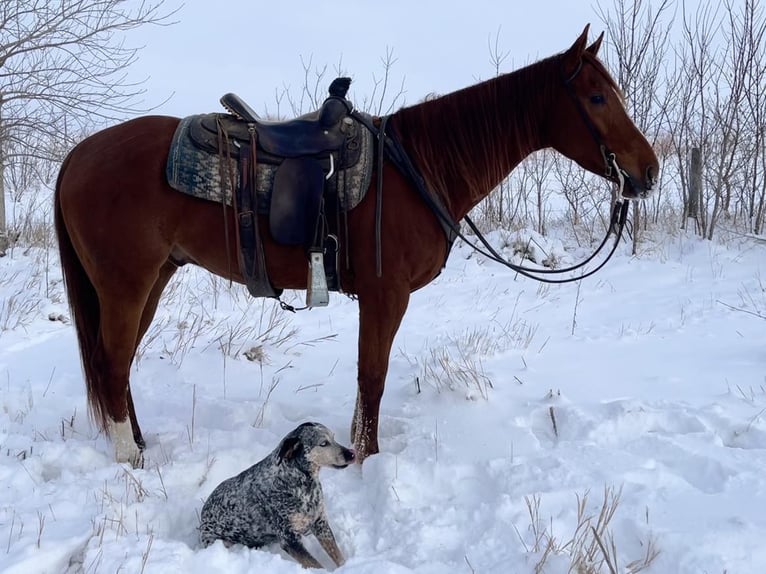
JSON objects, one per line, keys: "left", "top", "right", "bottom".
{"left": 525, "top": 395, "right": 763, "bottom": 497}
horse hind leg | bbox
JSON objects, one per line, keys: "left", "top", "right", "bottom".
{"left": 126, "top": 387, "right": 145, "bottom": 450}
{"left": 107, "top": 418, "right": 142, "bottom": 467}
{"left": 95, "top": 290, "right": 158, "bottom": 467}
{"left": 127, "top": 260, "right": 178, "bottom": 450}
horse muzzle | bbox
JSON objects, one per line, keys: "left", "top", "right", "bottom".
{"left": 620, "top": 169, "right": 653, "bottom": 199}
{"left": 609, "top": 155, "right": 658, "bottom": 200}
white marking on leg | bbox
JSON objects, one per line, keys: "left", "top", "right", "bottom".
{"left": 108, "top": 418, "right": 143, "bottom": 468}
{"left": 352, "top": 399, "right": 368, "bottom": 460}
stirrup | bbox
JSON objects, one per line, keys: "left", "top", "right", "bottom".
{"left": 306, "top": 249, "right": 329, "bottom": 308}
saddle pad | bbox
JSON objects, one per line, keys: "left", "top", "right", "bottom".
{"left": 166, "top": 114, "right": 374, "bottom": 213}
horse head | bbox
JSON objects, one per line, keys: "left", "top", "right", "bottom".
{"left": 549, "top": 25, "right": 660, "bottom": 199}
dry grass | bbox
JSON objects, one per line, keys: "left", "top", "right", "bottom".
{"left": 516, "top": 486, "right": 660, "bottom": 574}
{"left": 405, "top": 312, "right": 538, "bottom": 400}
{"left": 418, "top": 343, "right": 494, "bottom": 400}
{"left": 134, "top": 269, "right": 298, "bottom": 367}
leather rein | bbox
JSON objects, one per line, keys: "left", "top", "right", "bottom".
{"left": 355, "top": 56, "right": 636, "bottom": 285}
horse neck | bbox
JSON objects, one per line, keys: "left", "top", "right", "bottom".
{"left": 392, "top": 56, "right": 559, "bottom": 220}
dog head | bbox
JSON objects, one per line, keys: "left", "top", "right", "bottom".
{"left": 278, "top": 422, "right": 356, "bottom": 471}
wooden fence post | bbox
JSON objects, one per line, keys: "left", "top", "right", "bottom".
{"left": 683, "top": 147, "right": 703, "bottom": 234}
{"left": 688, "top": 147, "right": 702, "bottom": 231}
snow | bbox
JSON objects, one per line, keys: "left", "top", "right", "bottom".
{"left": 2, "top": 227, "right": 766, "bottom": 573}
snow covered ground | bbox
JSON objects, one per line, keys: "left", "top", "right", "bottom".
{"left": 1, "top": 225, "right": 765, "bottom": 573}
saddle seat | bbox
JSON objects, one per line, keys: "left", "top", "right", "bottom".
{"left": 218, "top": 77, "right": 353, "bottom": 158}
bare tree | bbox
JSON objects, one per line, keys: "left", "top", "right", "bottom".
{"left": 660, "top": 0, "right": 766, "bottom": 240}
{"left": 660, "top": 2, "right": 720, "bottom": 233}
{"left": 725, "top": 0, "right": 766, "bottom": 233}
{"left": 484, "top": 28, "right": 512, "bottom": 226}
{"left": 0, "top": 0, "right": 175, "bottom": 254}
{"left": 524, "top": 150, "right": 554, "bottom": 236}
{"left": 551, "top": 153, "right": 613, "bottom": 247}
{"left": 365, "top": 47, "right": 407, "bottom": 117}
{"left": 596, "top": 0, "right": 675, "bottom": 253}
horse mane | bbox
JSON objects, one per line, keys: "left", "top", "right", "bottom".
{"left": 390, "top": 51, "right": 621, "bottom": 210}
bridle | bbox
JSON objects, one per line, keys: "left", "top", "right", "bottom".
{"left": 562, "top": 58, "right": 635, "bottom": 200}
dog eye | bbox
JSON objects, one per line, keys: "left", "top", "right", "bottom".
{"left": 590, "top": 94, "right": 606, "bottom": 105}
{"left": 320, "top": 440, "right": 330, "bottom": 447}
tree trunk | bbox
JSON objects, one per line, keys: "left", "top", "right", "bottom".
{"left": 0, "top": 113, "right": 7, "bottom": 255}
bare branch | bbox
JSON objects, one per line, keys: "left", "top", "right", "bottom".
{"left": 0, "top": 0, "right": 178, "bottom": 251}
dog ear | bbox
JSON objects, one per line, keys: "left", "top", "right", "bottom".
{"left": 278, "top": 436, "right": 303, "bottom": 462}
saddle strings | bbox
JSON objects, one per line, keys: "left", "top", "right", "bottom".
{"left": 216, "top": 118, "right": 236, "bottom": 285}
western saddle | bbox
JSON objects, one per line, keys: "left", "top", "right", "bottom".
{"left": 187, "top": 77, "right": 359, "bottom": 308}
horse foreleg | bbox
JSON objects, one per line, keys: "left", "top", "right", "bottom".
{"left": 352, "top": 286, "right": 410, "bottom": 461}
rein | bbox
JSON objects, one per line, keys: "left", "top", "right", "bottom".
{"left": 461, "top": 200, "right": 629, "bottom": 284}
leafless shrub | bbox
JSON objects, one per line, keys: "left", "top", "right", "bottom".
{"left": 5, "top": 191, "right": 57, "bottom": 253}
{"left": 0, "top": 283, "right": 40, "bottom": 332}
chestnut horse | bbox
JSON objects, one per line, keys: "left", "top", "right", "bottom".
{"left": 54, "top": 26, "right": 658, "bottom": 466}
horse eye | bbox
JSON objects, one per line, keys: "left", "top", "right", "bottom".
{"left": 590, "top": 94, "right": 606, "bottom": 105}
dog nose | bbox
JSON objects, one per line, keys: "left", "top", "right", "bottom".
{"left": 345, "top": 448, "right": 356, "bottom": 463}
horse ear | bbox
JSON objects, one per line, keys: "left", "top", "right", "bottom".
{"left": 562, "top": 24, "right": 590, "bottom": 78}
{"left": 586, "top": 31, "right": 605, "bottom": 57}
{"left": 278, "top": 436, "right": 303, "bottom": 462}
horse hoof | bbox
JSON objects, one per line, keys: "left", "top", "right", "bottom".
{"left": 109, "top": 418, "right": 144, "bottom": 468}
{"left": 114, "top": 443, "right": 144, "bottom": 468}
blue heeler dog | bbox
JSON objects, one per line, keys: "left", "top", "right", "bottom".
{"left": 199, "top": 422, "right": 356, "bottom": 568}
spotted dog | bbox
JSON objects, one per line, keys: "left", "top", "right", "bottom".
{"left": 199, "top": 422, "right": 355, "bottom": 568}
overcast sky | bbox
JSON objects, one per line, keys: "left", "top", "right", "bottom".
{"left": 127, "top": 1, "right": 610, "bottom": 118}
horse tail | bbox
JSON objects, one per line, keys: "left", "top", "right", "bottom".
{"left": 54, "top": 152, "right": 109, "bottom": 434}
